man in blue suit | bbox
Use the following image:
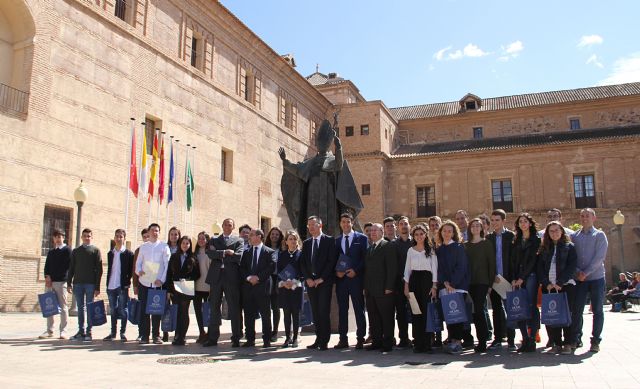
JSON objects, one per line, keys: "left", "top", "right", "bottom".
{"left": 333, "top": 213, "right": 368, "bottom": 349}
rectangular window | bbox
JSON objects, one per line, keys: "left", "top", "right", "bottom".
{"left": 465, "top": 101, "right": 477, "bottom": 110}
{"left": 574, "top": 174, "right": 596, "bottom": 208}
{"left": 491, "top": 179, "right": 513, "bottom": 213}
{"left": 41, "top": 205, "right": 73, "bottom": 256}
{"left": 360, "top": 125, "right": 369, "bottom": 136}
{"left": 416, "top": 186, "right": 436, "bottom": 218}
{"left": 361, "top": 184, "right": 370, "bottom": 196}
{"left": 260, "top": 217, "right": 271, "bottom": 233}
{"left": 570, "top": 118, "right": 581, "bottom": 130}
{"left": 144, "top": 119, "right": 156, "bottom": 155}
{"left": 115, "top": 0, "right": 127, "bottom": 21}
{"left": 345, "top": 126, "right": 354, "bottom": 137}
{"left": 473, "top": 127, "right": 483, "bottom": 139}
{"left": 221, "top": 149, "right": 233, "bottom": 183}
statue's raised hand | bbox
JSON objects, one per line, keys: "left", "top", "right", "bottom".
{"left": 278, "top": 147, "right": 286, "bottom": 161}
{"left": 334, "top": 135, "right": 342, "bottom": 149}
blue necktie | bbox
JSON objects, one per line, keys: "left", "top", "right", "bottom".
{"left": 252, "top": 247, "right": 258, "bottom": 273}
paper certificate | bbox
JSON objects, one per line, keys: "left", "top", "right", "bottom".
{"left": 173, "top": 280, "right": 195, "bottom": 296}
{"left": 139, "top": 261, "right": 160, "bottom": 286}
{"left": 408, "top": 292, "right": 422, "bottom": 315}
{"left": 492, "top": 274, "right": 513, "bottom": 300}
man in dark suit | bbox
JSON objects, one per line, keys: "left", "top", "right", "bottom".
{"left": 239, "top": 229, "right": 275, "bottom": 347}
{"left": 300, "top": 216, "right": 336, "bottom": 350}
{"left": 486, "top": 209, "right": 516, "bottom": 350}
{"left": 104, "top": 228, "right": 134, "bottom": 341}
{"left": 392, "top": 216, "right": 412, "bottom": 348}
{"left": 203, "top": 218, "right": 245, "bottom": 347}
{"left": 334, "top": 212, "right": 368, "bottom": 349}
{"left": 364, "top": 223, "right": 397, "bottom": 353}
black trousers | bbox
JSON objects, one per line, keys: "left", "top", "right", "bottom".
{"left": 308, "top": 282, "right": 333, "bottom": 346}
{"left": 270, "top": 275, "right": 280, "bottom": 336}
{"left": 409, "top": 271, "right": 432, "bottom": 350}
{"left": 366, "top": 293, "right": 395, "bottom": 349}
{"left": 242, "top": 285, "right": 272, "bottom": 343}
{"left": 469, "top": 284, "right": 490, "bottom": 344}
{"left": 543, "top": 285, "right": 576, "bottom": 346}
{"left": 192, "top": 290, "right": 209, "bottom": 335}
{"left": 174, "top": 294, "right": 191, "bottom": 341}
{"left": 393, "top": 283, "right": 410, "bottom": 342}
{"left": 489, "top": 288, "right": 515, "bottom": 342}
{"left": 283, "top": 307, "right": 300, "bottom": 338}
{"left": 208, "top": 270, "right": 242, "bottom": 343}
{"left": 138, "top": 284, "right": 161, "bottom": 340}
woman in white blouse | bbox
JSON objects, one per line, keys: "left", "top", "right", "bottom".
{"left": 403, "top": 224, "right": 438, "bottom": 353}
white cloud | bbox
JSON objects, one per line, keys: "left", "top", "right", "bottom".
{"left": 586, "top": 54, "right": 604, "bottom": 69}
{"left": 578, "top": 34, "right": 603, "bottom": 48}
{"left": 498, "top": 40, "right": 524, "bottom": 62}
{"left": 599, "top": 52, "right": 640, "bottom": 85}
{"left": 433, "top": 44, "right": 488, "bottom": 61}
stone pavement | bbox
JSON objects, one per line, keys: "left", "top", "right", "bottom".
{"left": 1, "top": 306, "right": 639, "bottom": 388}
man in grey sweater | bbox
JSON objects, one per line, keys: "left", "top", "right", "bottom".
{"left": 67, "top": 228, "right": 103, "bottom": 341}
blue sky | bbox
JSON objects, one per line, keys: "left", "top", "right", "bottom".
{"left": 221, "top": 0, "right": 640, "bottom": 108}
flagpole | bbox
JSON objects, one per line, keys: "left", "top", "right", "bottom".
{"left": 155, "top": 130, "right": 162, "bottom": 224}
{"left": 167, "top": 135, "right": 174, "bottom": 234}
{"left": 124, "top": 117, "right": 135, "bottom": 233}
{"left": 191, "top": 145, "right": 196, "bottom": 236}
{"left": 184, "top": 144, "right": 190, "bottom": 234}
{"left": 174, "top": 139, "right": 180, "bottom": 231}
{"left": 135, "top": 121, "right": 146, "bottom": 245}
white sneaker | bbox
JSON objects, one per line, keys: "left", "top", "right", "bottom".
{"left": 38, "top": 331, "right": 54, "bottom": 339}
{"left": 59, "top": 331, "right": 68, "bottom": 340}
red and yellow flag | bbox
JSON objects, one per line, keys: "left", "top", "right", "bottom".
{"left": 147, "top": 132, "right": 158, "bottom": 202}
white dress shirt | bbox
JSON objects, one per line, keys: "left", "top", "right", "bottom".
{"left": 108, "top": 246, "right": 126, "bottom": 290}
{"left": 135, "top": 240, "right": 170, "bottom": 288}
{"left": 403, "top": 247, "right": 438, "bottom": 284}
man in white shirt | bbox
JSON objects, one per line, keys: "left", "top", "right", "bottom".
{"left": 135, "top": 223, "right": 170, "bottom": 344}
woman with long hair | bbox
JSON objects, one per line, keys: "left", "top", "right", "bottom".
{"left": 509, "top": 213, "right": 541, "bottom": 353}
{"left": 403, "top": 224, "right": 438, "bottom": 353}
{"left": 464, "top": 218, "right": 496, "bottom": 353}
{"left": 277, "top": 230, "right": 303, "bottom": 348}
{"left": 193, "top": 231, "right": 210, "bottom": 343}
{"left": 538, "top": 221, "right": 577, "bottom": 354}
{"left": 167, "top": 227, "right": 181, "bottom": 254}
{"left": 265, "top": 226, "right": 284, "bottom": 342}
{"left": 166, "top": 235, "right": 200, "bottom": 346}
{"left": 436, "top": 220, "right": 470, "bottom": 354}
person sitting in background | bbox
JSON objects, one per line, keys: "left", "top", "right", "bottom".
{"left": 606, "top": 273, "right": 630, "bottom": 305}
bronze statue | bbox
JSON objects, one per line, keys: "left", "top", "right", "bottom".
{"left": 278, "top": 118, "right": 363, "bottom": 239}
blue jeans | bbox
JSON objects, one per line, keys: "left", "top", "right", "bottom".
{"left": 107, "top": 288, "right": 129, "bottom": 335}
{"left": 517, "top": 273, "right": 540, "bottom": 340}
{"left": 73, "top": 284, "right": 95, "bottom": 334}
{"left": 572, "top": 277, "right": 605, "bottom": 345}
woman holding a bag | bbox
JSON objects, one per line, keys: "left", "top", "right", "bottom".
{"left": 509, "top": 213, "right": 541, "bottom": 353}
{"left": 193, "top": 231, "right": 211, "bottom": 343}
{"left": 166, "top": 236, "right": 200, "bottom": 346}
{"left": 277, "top": 230, "right": 303, "bottom": 348}
{"left": 538, "top": 221, "right": 577, "bottom": 355}
{"left": 403, "top": 224, "right": 438, "bottom": 353}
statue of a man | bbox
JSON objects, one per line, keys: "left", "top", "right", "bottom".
{"left": 278, "top": 119, "right": 363, "bottom": 238}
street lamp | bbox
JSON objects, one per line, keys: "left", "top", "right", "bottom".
{"left": 211, "top": 220, "right": 222, "bottom": 236}
{"left": 613, "top": 209, "right": 625, "bottom": 274}
{"left": 73, "top": 180, "right": 88, "bottom": 247}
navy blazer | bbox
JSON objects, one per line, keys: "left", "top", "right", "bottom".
{"left": 106, "top": 248, "right": 134, "bottom": 290}
{"left": 538, "top": 241, "right": 577, "bottom": 287}
{"left": 334, "top": 231, "right": 368, "bottom": 274}
{"left": 300, "top": 233, "right": 336, "bottom": 283}
{"left": 240, "top": 245, "right": 275, "bottom": 295}
{"left": 436, "top": 242, "right": 470, "bottom": 291}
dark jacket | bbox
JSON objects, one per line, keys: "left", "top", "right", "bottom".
{"left": 240, "top": 245, "right": 275, "bottom": 295}
{"left": 44, "top": 246, "right": 72, "bottom": 282}
{"left": 300, "top": 234, "right": 337, "bottom": 283}
{"left": 106, "top": 248, "right": 134, "bottom": 290}
{"left": 392, "top": 236, "right": 413, "bottom": 289}
{"left": 334, "top": 231, "right": 368, "bottom": 276}
{"left": 205, "top": 234, "right": 244, "bottom": 286}
{"left": 363, "top": 240, "right": 397, "bottom": 297}
{"left": 486, "top": 228, "right": 515, "bottom": 281}
{"left": 436, "top": 242, "right": 470, "bottom": 291}
{"left": 166, "top": 252, "right": 201, "bottom": 295}
{"left": 537, "top": 241, "right": 577, "bottom": 287}
{"left": 509, "top": 235, "right": 540, "bottom": 281}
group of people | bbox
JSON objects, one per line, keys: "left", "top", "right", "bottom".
{"left": 40, "top": 207, "right": 610, "bottom": 356}
{"left": 606, "top": 271, "right": 640, "bottom": 312}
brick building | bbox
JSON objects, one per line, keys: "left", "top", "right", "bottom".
{"left": 0, "top": 0, "right": 638, "bottom": 311}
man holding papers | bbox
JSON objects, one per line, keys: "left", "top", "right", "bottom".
{"left": 135, "top": 223, "right": 170, "bottom": 344}
{"left": 333, "top": 213, "right": 368, "bottom": 350}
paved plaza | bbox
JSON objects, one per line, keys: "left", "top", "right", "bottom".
{"left": 1, "top": 306, "right": 639, "bottom": 388}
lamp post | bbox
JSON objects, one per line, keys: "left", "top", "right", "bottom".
{"left": 211, "top": 220, "right": 222, "bottom": 237}
{"left": 613, "top": 209, "right": 626, "bottom": 274}
{"left": 74, "top": 180, "right": 88, "bottom": 247}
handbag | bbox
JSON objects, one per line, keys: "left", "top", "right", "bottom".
{"left": 426, "top": 299, "right": 443, "bottom": 332}
{"left": 541, "top": 291, "right": 571, "bottom": 327}
{"left": 440, "top": 291, "right": 469, "bottom": 324}
{"left": 145, "top": 288, "right": 167, "bottom": 315}
{"left": 87, "top": 300, "right": 107, "bottom": 326}
{"left": 38, "top": 291, "right": 60, "bottom": 318}
{"left": 506, "top": 287, "right": 531, "bottom": 321}
{"left": 161, "top": 304, "right": 178, "bottom": 332}
{"left": 299, "top": 290, "right": 313, "bottom": 327}
{"left": 127, "top": 298, "right": 141, "bottom": 325}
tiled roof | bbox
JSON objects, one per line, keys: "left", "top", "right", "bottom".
{"left": 306, "top": 72, "right": 347, "bottom": 86}
{"left": 391, "top": 82, "right": 640, "bottom": 121}
{"left": 392, "top": 125, "right": 640, "bottom": 157}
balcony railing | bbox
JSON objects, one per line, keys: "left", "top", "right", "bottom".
{"left": 0, "top": 82, "right": 29, "bottom": 115}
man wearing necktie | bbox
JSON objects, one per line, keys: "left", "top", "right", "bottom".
{"left": 300, "top": 216, "right": 337, "bottom": 350}
{"left": 239, "top": 229, "right": 275, "bottom": 347}
{"left": 333, "top": 213, "right": 368, "bottom": 349}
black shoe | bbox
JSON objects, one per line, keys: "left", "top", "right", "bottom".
{"left": 231, "top": 341, "right": 240, "bottom": 348}
{"left": 488, "top": 340, "right": 502, "bottom": 350}
{"left": 355, "top": 339, "right": 364, "bottom": 349}
{"left": 525, "top": 340, "right": 537, "bottom": 353}
{"left": 242, "top": 341, "right": 255, "bottom": 347}
{"left": 306, "top": 342, "right": 319, "bottom": 350}
{"left": 432, "top": 339, "right": 443, "bottom": 348}
{"left": 103, "top": 334, "right": 116, "bottom": 341}
{"left": 270, "top": 334, "right": 278, "bottom": 343}
{"left": 290, "top": 337, "right": 298, "bottom": 348}
{"left": 517, "top": 339, "right": 529, "bottom": 353}
{"left": 381, "top": 346, "right": 393, "bottom": 353}
{"left": 397, "top": 339, "right": 411, "bottom": 348}
{"left": 364, "top": 336, "right": 373, "bottom": 344}
{"left": 139, "top": 338, "right": 149, "bottom": 344}
{"left": 474, "top": 344, "right": 487, "bottom": 353}
{"left": 262, "top": 341, "right": 271, "bottom": 348}
{"left": 365, "top": 344, "right": 382, "bottom": 351}
{"left": 202, "top": 340, "right": 218, "bottom": 347}
{"left": 70, "top": 332, "right": 85, "bottom": 341}
{"left": 120, "top": 333, "right": 127, "bottom": 342}
{"left": 461, "top": 339, "right": 474, "bottom": 349}
{"left": 334, "top": 340, "right": 349, "bottom": 349}
{"left": 281, "top": 338, "right": 291, "bottom": 348}
{"left": 162, "top": 333, "right": 169, "bottom": 342}
{"left": 318, "top": 344, "right": 328, "bottom": 351}
{"left": 172, "top": 339, "right": 186, "bottom": 346}
{"left": 576, "top": 340, "right": 583, "bottom": 348}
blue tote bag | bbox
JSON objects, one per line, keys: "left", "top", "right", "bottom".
{"left": 299, "top": 290, "right": 313, "bottom": 327}
{"left": 202, "top": 300, "right": 211, "bottom": 327}
{"left": 506, "top": 288, "right": 531, "bottom": 321}
{"left": 38, "top": 291, "right": 60, "bottom": 318}
{"left": 87, "top": 300, "right": 107, "bottom": 326}
{"left": 127, "top": 298, "right": 141, "bottom": 325}
{"left": 145, "top": 288, "right": 167, "bottom": 315}
{"left": 426, "top": 299, "right": 443, "bottom": 332}
{"left": 541, "top": 292, "right": 571, "bottom": 327}
{"left": 440, "top": 292, "right": 469, "bottom": 324}
{"left": 161, "top": 304, "right": 178, "bottom": 332}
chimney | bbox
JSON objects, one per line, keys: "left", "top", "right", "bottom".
{"left": 328, "top": 72, "right": 338, "bottom": 79}
{"left": 281, "top": 54, "right": 296, "bottom": 68}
